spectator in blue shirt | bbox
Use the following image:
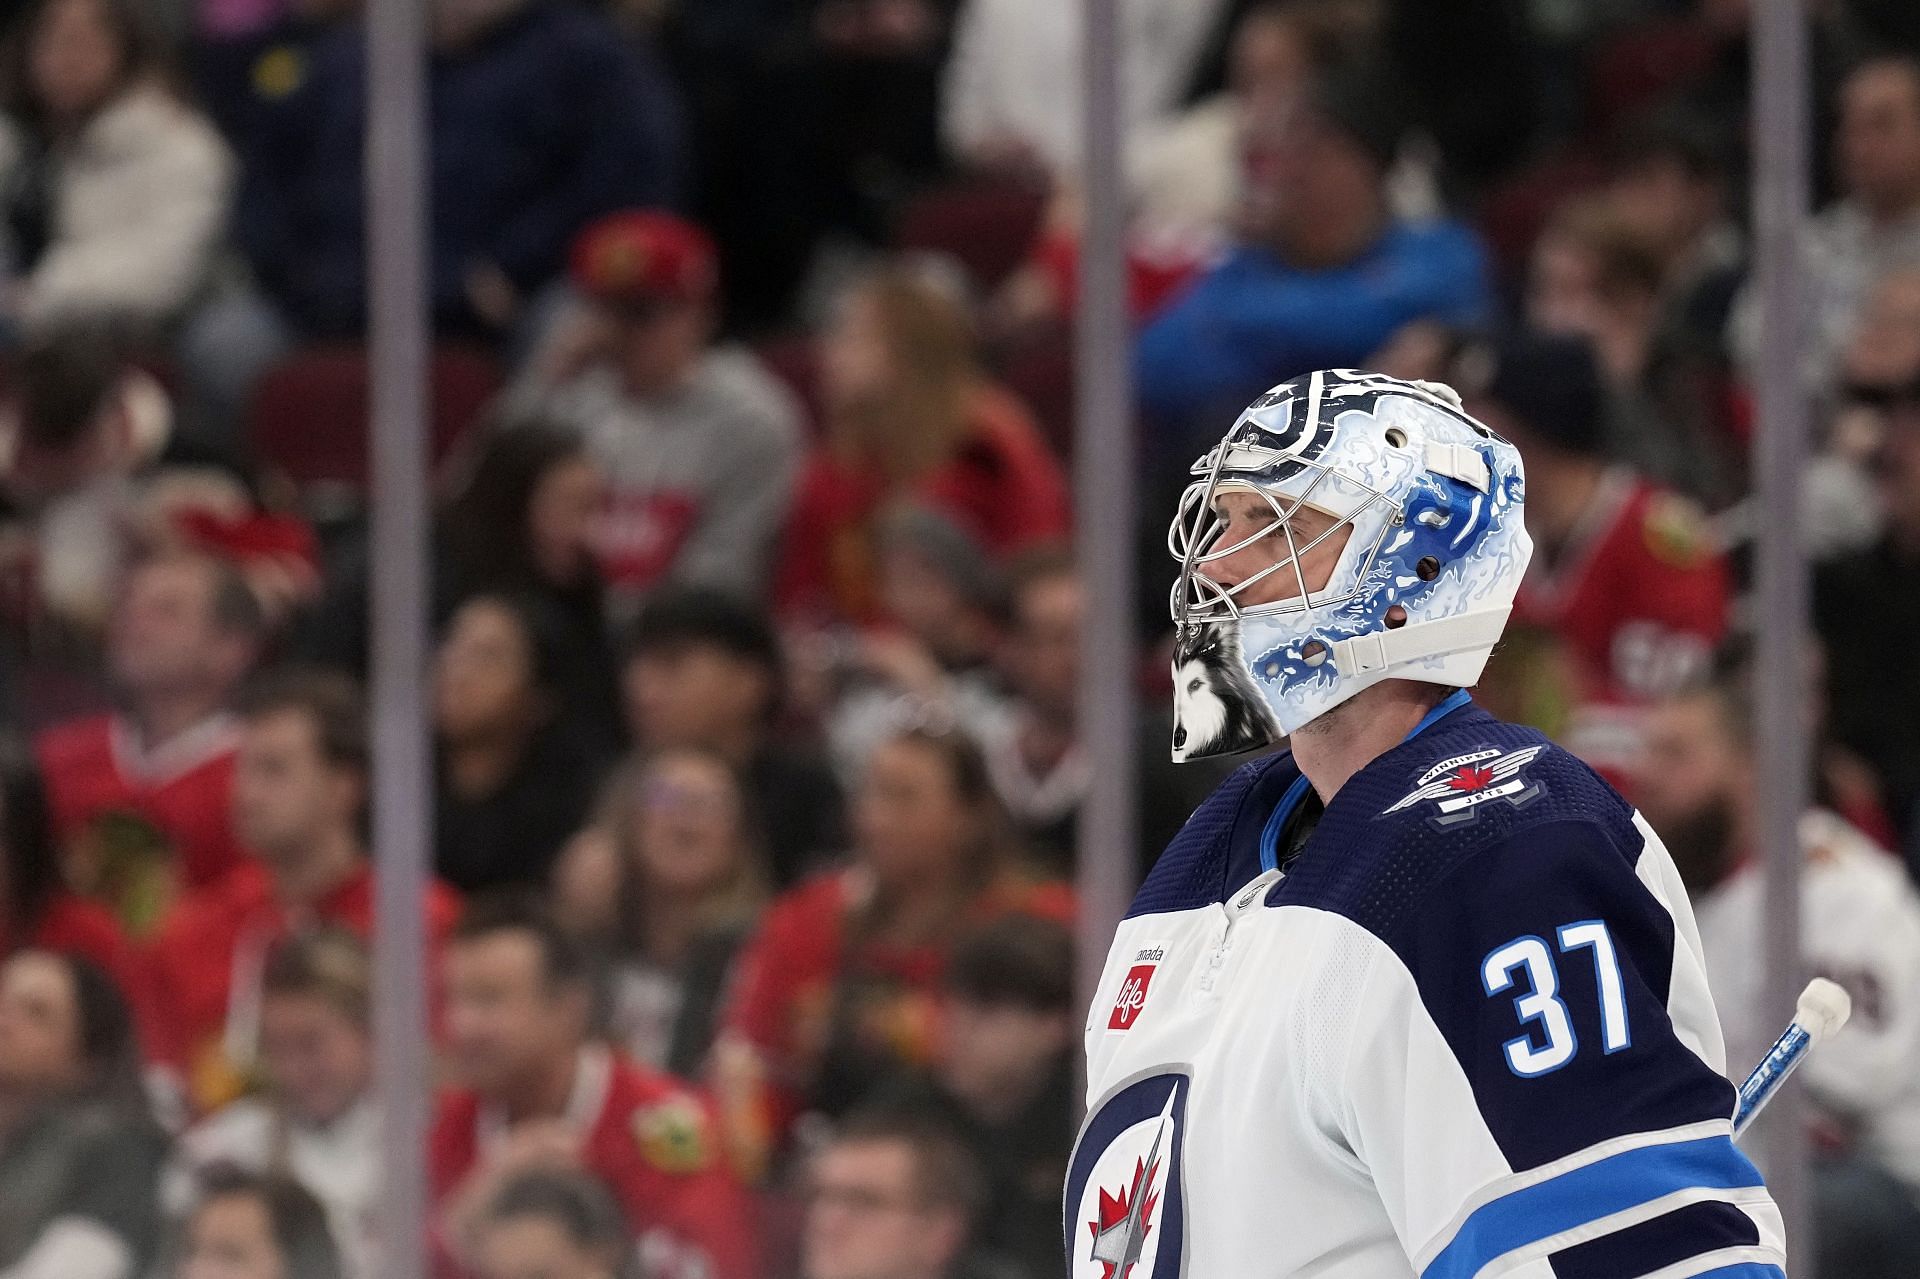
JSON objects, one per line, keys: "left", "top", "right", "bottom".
{"left": 250, "top": 0, "right": 682, "bottom": 338}
{"left": 178, "top": 0, "right": 684, "bottom": 447}
{"left": 1135, "top": 65, "right": 1490, "bottom": 461}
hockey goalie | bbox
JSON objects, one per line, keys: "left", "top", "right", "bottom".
{"left": 1067, "top": 368, "right": 1787, "bottom": 1278}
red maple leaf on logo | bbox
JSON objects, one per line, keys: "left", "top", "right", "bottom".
{"left": 1086, "top": 1155, "right": 1161, "bottom": 1278}
{"left": 1448, "top": 764, "right": 1494, "bottom": 792}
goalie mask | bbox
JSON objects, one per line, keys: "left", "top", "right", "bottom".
{"left": 1168, "top": 369, "right": 1532, "bottom": 761}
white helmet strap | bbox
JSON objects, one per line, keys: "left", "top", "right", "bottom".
{"left": 1330, "top": 605, "right": 1513, "bottom": 677}
{"left": 1422, "top": 440, "right": 1491, "bottom": 491}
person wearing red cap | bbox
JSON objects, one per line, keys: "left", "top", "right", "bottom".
{"left": 509, "top": 210, "right": 803, "bottom": 618}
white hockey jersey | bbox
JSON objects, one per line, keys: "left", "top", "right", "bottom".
{"left": 1695, "top": 810, "right": 1920, "bottom": 1198}
{"left": 1070, "top": 702, "right": 1788, "bottom": 1278}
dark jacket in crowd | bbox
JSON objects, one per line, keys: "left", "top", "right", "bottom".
{"left": 0, "top": 1099, "right": 169, "bottom": 1271}
{"left": 235, "top": 0, "right": 685, "bottom": 335}
{"left": 745, "top": 744, "right": 846, "bottom": 889}
{"left": 1816, "top": 537, "right": 1920, "bottom": 854}
{"left": 434, "top": 724, "right": 608, "bottom": 895}
{"left": 297, "top": 528, "right": 627, "bottom": 758}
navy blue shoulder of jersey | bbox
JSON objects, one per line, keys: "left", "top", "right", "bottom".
{"left": 1277, "top": 706, "right": 1736, "bottom": 1170}
{"left": 1125, "top": 749, "right": 1302, "bottom": 919}
{"left": 1271, "top": 705, "right": 1640, "bottom": 936}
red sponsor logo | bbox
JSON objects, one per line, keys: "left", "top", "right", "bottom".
{"left": 1109, "top": 964, "right": 1156, "bottom": 1030}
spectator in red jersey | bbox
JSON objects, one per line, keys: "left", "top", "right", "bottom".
{"left": 431, "top": 898, "right": 757, "bottom": 1279}
{"left": 776, "top": 263, "right": 1070, "bottom": 626}
{"left": 432, "top": 593, "right": 608, "bottom": 896}
{"left": 0, "top": 739, "right": 146, "bottom": 1034}
{"left": 711, "top": 724, "right": 1071, "bottom": 1183}
{"left": 552, "top": 748, "right": 767, "bottom": 1078}
{"left": 508, "top": 210, "right": 803, "bottom": 616}
{"left": 1468, "top": 332, "right": 1729, "bottom": 784}
{"left": 148, "top": 669, "right": 461, "bottom": 1112}
{"left": 621, "top": 587, "right": 845, "bottom": 889}
{"left": 36, "top": 549, "right": 264, "bottom": 925}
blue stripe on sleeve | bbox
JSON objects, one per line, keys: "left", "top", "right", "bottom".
{"left": 1689, "top": 1266, "right": 1785, "bottom": 1278}
{"left": 1421, "top": 1135, "right": 1765, "bottom": 1279}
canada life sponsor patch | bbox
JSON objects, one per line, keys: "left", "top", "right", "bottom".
{"left": 1382, "top": 744, "right": 1547, "bottom": 826}
{"left": 1108, "top": 942, "right": 1167, "bottom": 1032}
{"left": 1065, "top": 1072, "right": 1188, "bottom": 1279}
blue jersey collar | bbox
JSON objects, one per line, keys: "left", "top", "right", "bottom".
{"left": 1258, "top": 690, "right": 1474, "bottom": 874}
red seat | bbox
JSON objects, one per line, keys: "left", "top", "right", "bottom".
{"left": 893, "top": 179, "right": 1050, "bottom": 295}
{"left": 994, "top": 326, "right": 1076, "bottom": 460}
{"left": 246, "top": 344, "right": 502, "bottom": 498}
{"left": 1476, "top": 150, "right": 1611, "bottom": 293}
{"left": 752, "top": 334, "right": 824, "bottom": 438}
{"left": 1588, "top": 19, "right": 1718, "bottom": 138}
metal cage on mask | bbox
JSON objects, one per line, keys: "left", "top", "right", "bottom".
{"left": 1167, "top": 388, "right": 1405, "bottom": 627}
{"left": 1161, "top": 369, "right": 1523, "bottom": 758}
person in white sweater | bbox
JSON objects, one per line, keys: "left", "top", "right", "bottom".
{"left": 162, "top": 931, "right": 379, "bottom": 1279}
{"left": 941, "top": 0, "right": 1228, "bottom": 182}
{"left": 0, "top": 0, "right": 232, "bottom": 335}
{"left": 1636, "top": 677, "right": 1920, "bottom": 1278}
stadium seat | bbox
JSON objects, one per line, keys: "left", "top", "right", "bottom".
{"left": 752, "top": 334, "right": 824, "bottom": 438}
{"left": 246, "top": 343, "right": 502, "bottom": 507}
{"left": 1589, "top": 19, "right": 1719, "bottom": 137}
{"left": 893, "top": 178, "right": 1050, "bottom": 295}
{"left": 994, "top": 325, "right": 1076, "bottom": 461}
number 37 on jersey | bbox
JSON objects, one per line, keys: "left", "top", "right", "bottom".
{"left": 1482, "top": 920, "right": 1632, "bottom": 1077}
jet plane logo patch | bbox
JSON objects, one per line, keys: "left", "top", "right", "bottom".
{"left": 1383, "top": 744, "right": 1547, "bottom": 826}
{"left": 1067, "top": 1072, "right": 1187, "bottom": 1279}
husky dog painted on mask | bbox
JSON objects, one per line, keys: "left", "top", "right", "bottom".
{"left": 1171, "top": 622, "right": 1280, "bottom": 762}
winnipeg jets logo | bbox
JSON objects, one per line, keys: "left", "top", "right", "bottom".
{"left": 1085, "top": 1092, "right": 1173, "bottom": 1277}
{"left": 1383, "top": 745, "right": 1547, "bottom": 826}
{"left": 1067, "top": 1074, "right": 1187, "bottom": 1279}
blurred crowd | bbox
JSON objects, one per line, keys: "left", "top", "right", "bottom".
{"left": 1, "top": 0, "right": 1920, "bottom": 1275}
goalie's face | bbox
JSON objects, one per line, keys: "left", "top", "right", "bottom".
{"left": 1204, "top": 488, "right": 1352, "bottom": 609}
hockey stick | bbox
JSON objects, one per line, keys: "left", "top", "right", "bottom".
{"left": 1731, "top": 978, "right": 1852, "bottom": 1140}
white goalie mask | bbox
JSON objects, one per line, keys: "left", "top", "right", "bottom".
{"left": 1167, "top": 369, "right": 1533, "bottom": 760}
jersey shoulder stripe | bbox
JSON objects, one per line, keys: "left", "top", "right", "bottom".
{"left": 1420, "top": 1132, "right": 1766, "bottom": 1279}
{"left": 1546, "top": 1199, "right": 1763, "bottom": 1278}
